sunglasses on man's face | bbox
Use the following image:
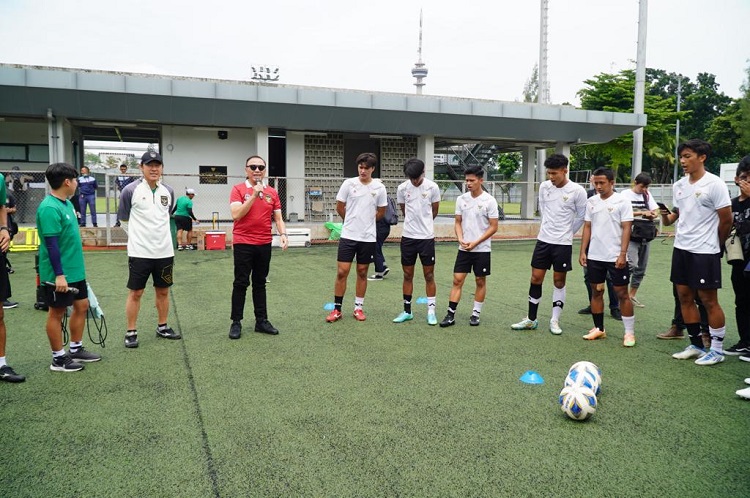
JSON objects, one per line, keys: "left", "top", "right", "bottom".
{"left": 247, "top": 164, "right": 266, "bottom": 171}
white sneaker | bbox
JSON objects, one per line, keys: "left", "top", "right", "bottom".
{"left": 694, "top": 350, "right": 725, "bottom": 366}
{"left": 672, "top": 345, "right": 705, "bottom": 360}
{"left": 630, "top": 296, "right": 645, "bottom": 308}
{"left": 511, "top": 317, "right": 538, "bottom": 330}
{"left": 736, "top": 386, "right": 750, "bottom": 399}
{"left": 740, "top": 355, "right": 750, "bottom": 363}
{"left": 549, "top": 319, "right": 562, "bottom": 335}
{"left": 745, "top": 378, "right": 750, "bottom": 385}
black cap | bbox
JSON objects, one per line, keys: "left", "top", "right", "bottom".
{"left": 141, "top": 151, "right": 163, "bottom": 165}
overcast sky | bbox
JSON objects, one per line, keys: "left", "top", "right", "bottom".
{"left": 1, "top": 0, "right": 747, "bottom": 105}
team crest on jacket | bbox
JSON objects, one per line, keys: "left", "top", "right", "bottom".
{"left": 160, "top": 195, "right": 169, "bottom": 206}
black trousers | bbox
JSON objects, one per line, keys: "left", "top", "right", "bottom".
{"left": 731, "top": 261, "right": 750, "bottom": 344}
{"left": 231, "top": 243, "right": 272, "bottom": 322}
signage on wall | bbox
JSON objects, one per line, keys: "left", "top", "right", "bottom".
{"left": 199, "top": 166, "right": 228, "bottom": 184}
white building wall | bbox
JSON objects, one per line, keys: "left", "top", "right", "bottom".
{"left": 161, "top": 125, "right": 256, "bottom": 220}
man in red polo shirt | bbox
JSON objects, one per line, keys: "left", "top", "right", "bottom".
{"left": 228, "top": 155, "right": 288, "bottom": 339}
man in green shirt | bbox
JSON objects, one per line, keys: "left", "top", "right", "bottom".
{"left": 37, "top": 163, "right": 101, "bottom": 372}
{"left": 0, "top": 172, "right": 24, "bottom": 382}
{"left": 172, "top": 188, "right": 199, "bottom": 250}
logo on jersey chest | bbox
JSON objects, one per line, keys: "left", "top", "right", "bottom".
{"left": 160, "top": 196, "right": 169, "bottom": 207}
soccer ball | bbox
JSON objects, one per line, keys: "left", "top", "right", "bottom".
{"left": 564, "top": 367, "right": 601, "bottom": 396}
{"left": 568, "top": 361, "right": 602, "bottom": 394}
{"left": 559, "top": 385, "right": 598, "bottom": 421}
{"left": 569, "top": 361, "right": 601, "bottom": 380}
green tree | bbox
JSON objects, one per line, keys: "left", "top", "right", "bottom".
{"left": 84, "top": 152, "right": 101, "bottom": 167}
{"left": 522, "top": 64, "right": 538, "bottom": 103}
{"left": 739, "top": 62, "right": 750, "bottom": 152}
{"left": 576, "top": 69, "right": 684, "bottom": 181}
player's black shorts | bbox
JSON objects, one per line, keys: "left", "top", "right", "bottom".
{"left": 670, "top": 247, "right": 722, "bottom": 289}
{"left": 453, "top": 250, "right": 491, "bottom": 276}
{"left": 127, "top": 257, "right": 175, "bottom": 290}
{"left": 401, "top": 237, "right": 436, "bottom": 267}
{"left": 337, "top": 238, "right": 376, "bottom": 265}
{"left": 587, "top": 259, "right": 629, "bottom": 287}
{"left": 44, "top": 279, "right": 89, "bottom": 309}
{"left": 173, "top": 215, "right": 192, "bottom": 231}
{"left": 531, "top": 241, "right": 573, "bottom": 272}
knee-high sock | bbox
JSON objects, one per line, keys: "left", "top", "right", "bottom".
{"left": 528, "top": 283, "right": 542, "bottom": 320}
{"left": 551, "top": 286, "right": 566, "bottom": 321}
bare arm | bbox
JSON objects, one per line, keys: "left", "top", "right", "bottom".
{"left": 717, "top": 205, "right": 733, "bottom": 245}
{"left": 579, "top": 221, "right": 592, "bottom": 267}
{"left": 336, "top": 201, "right": 346, "bottom": 220}
{"left": 375, "top": 206, "right": 386, "bottom": 221}
{"left": 431, "top": 201, "right": 440, "bottom": 219}
{"left": 616, "top": 220, "right": 632, "bottom": 269}
{"left": 273, "top": 210, "right": 288, "bottom": 250}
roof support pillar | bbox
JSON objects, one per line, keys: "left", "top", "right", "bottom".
{"left": 417, "top": 135, "right": 435, "bottom": 180}
{"left": 249, "top": 127, "right": 269, "bottom": 163}
{"left": 286, "top": 132, "right": 306, "bottom": 221}
{"left": 520, "top": 146, "right": 537, "bottom": 219}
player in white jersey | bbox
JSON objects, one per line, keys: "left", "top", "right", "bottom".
{"left": 578, "top": 167, "right": 635, "bottom": 346}
{"left": 392, "top": 158, "right": 441, "bottom": 325}
{"left": 660, "top": 139, "right": 732, "bottom": 365}
{"left": 439, "top": 166, "right": 499, "bottom": 327}
{"left": 326, "top": 153, "right": 387, "bottom": 323}
{"left": 511, "top": 154, "right": 586, "bottom": 335}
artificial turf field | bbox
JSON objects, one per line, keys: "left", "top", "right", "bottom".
{"left": 1, "top": 239, "right": 748, "bottom": 498}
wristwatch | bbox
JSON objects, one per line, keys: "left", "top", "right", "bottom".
{"left": 0, "top": 226, "right": 8, "bottom": 232}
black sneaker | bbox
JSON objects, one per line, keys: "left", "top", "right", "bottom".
{"left": 156, "top": 327, "right": 181, "bottom": 340}
{"left": 0, "top": 365, "right": 25, "bottom": 383}
{"left": 229, "top": 321, "right": 242, "bottom": 340}
{"left": 577, "top": 306, "right": 592, "bottom": 315}
{"left": 439, "top": 314, "right": 455, "bottom": 328}
{"left": 470, "top": 315, "right": 480, "bottom": 326}
{"left": 725, "top": 342, "right": 750, "bottom": 356}
{"left": 69, "top": 346, "right": 102, "bottom": 363}
{"left": 255, "top": 319, "right": 279, "bottom": 335}
{"left": 610, "top": 308, "right": 622, "bottom": 321}
{"left": 381, "top": 267, "right": 390, "bottom": 278}
{"left": 124, "top": 333, "right": 139, "bottom": 349}
{"left": 3, "top": 300, "right": 18, "bottom": 309}
{"left": 50, "top": 354, "right": 84, "bottom": 372}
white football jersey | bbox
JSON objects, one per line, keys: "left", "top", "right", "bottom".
{"left": 455, "top": 191, "right": 499, "bottom": 253}
{"left": 397, "top": 178, "right": 441, "bottom": 239}
{"left": 537, "top": 180, "right": 587, "bottom": 245}
{"left": 336, "top": 177, "right": 387, "bottom": 242}
{"left": 673, "top": 172, "right": 731, "bottom": 254}
{"left": 585, "top": 191, "right": 634, "bottom": 262}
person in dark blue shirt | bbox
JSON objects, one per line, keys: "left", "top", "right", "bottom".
{"left": 78, "top": 166, "right": 98, "bottom": 227}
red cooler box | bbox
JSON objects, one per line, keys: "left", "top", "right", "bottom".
{"left": 205, "top": 231, "right": 226, "bottom": 250}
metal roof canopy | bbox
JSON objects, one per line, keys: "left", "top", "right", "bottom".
{"left": 0, "top": 64, "right": 646, "bottom": 145}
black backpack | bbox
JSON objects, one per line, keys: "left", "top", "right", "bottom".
{"left": 385, "top": 196, "right": 398, "bottom": 225}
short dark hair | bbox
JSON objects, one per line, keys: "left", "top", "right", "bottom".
{"left": 356, "top": 152, "right": 378, "bottom": 168}
{"left": 633, "top": 172, "right": 652, "bottom": 187}
{"left": 245, "top": 155, "right": 266, "bottom": 165}
{"left": 120, "top": 163, "right": 128, "bottom": 168}
{"left": 80, "top": 166, "right": 90, "bottom": 173}
{"left": 464, "top": 165, "right": 484, "bottom": 178}
{"left": 544, "top": 154, "right": 569, "bottom": 170}
{"left": 46, "top": 162, "right": 78, "bottom": 190}
{"left": 592, "top": 167, "right": 615, "bottom": 181}
{"left": 737, "top": 155, "right": 750, "bottom": 176}
{"left": 677, "top": 139, "right": 711, "bottom": 158}
{"left": 404, "top": 158, "right": 425, "bottom": 179}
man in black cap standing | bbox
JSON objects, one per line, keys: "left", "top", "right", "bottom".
{"left": 118, "top": 151, "right": 180, "bottom": 348}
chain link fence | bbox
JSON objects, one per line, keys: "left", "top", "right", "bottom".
{"left": 4, "top": 169, "right": 735, "bottom": 247}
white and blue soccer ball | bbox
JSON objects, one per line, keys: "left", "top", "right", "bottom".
{"left": 559, "top": 385, "right": 598, "bottom": 421}
{"left": 565, "top": 366, "right": 601, "bottom": 396}
{"left": 567, "top": 361, "right": 602, "bottom": 395}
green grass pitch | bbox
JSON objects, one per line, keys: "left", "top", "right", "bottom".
{"left": 0, "top": 240, "right": 748, "bottom": 497}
